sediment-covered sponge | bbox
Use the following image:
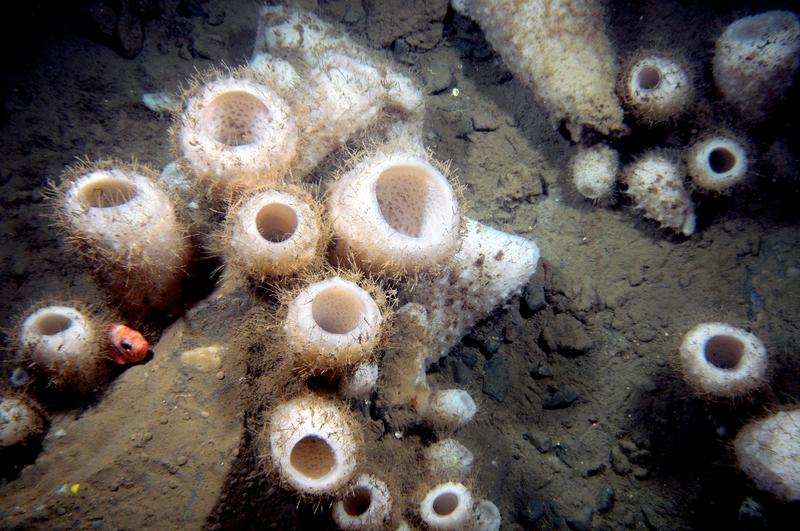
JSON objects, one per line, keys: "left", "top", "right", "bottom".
{"left": 623, "top": 150, "right": 696, "bottom": 236}
{"left": 409, "top": 219, "right": 540, "bottom": 363}
{"left": 713, "top": 10, "right": 800, "bottom": 121}
{"left": 571, "top": 144, "right": 619, "bottom": 201}
{"left": 453, "top": 0, "right": 625, "bottom": 139}
{"left": 0, "top": 396, "right": 45, "bottom": 448}
{"left": 735, "top": 409, "right": 800, "bottom": 502}
{"left": 55, "top": 160, "right": 190, "bottom": 314}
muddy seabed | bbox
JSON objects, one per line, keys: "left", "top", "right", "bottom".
{"left": 1, "top": 0, "right": 799, "bottom": 529}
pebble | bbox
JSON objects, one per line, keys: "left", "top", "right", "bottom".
{"left": 471, "top": 110, "right": 499, "bottom": 131}
{"left": 522, "top": 272, "right": 547, "bottom": 316}
{"left": 458, "top": 350, "right": 478, "bottom": 369}
{"left": 530, "top": 361, "right": 553, "bottom": 379}
{"left": 518, "top": 497, "right": 546, "bottom": 526}
{"left": 215, "top": 371, "right": 225, "bottom": 380}
{"left": 483, "top": 356, "right": 509, "bottom": 401}
{"left": 633, "top": 324, "right": 658, "bottom": 343}
{"left": 181, "top": 345, "right": 224, "bottom": 372}
{"left": 738, "top": 497, "right": 767, "bottom": 529}
{"left": 582, "top": 462, "right": 606, "bottom": 477}
{"left": 142, "top": 92, "right": 180, "bottom": 114}
{"left": 597, "top": 487, "right": 615, "bottom": 513}
{"left": 502, "top": 323, "right": 521, "bottom": 343}
{"left": 480, "top": 337, "right": 501, "bottom": 358}
{"left": 610, "top": 447, "right": 632, "bottom": 475}
{"left": 566, "top": 507, "right": 593, "bottom": 531}
{"left": 450, "top": 359, "right": 472, "bottom": 385}
{"left": 542, "top": 389, "right": 579, "bottom": 409}
{"left": 523, "top": 431, "right": 552, "bottom": 453}
{"left": 175, "top": 455, "right": 187, "bottom": 466}
{"left": 542, "top": 314, "right": 592, "bottom": 356}
{"left": 422, "top": 63, "right": 456, "bottom": 94}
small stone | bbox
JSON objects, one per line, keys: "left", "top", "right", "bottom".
{"left": 597, "top": 487, "right": 614, "bottom": 514}
{"left": 502, "top": 324, "right": 521, "bottom": 343}
{"left": 610, "top": 447, "right": 632, "bottom": 475}
{"left": 192, "top": 32, "right": 226, "bottom": 61}
{"left": 206, "top": 7, "right": 225, "bottom": 26}
{"left": 632, "top": 466, "right": 650, "bottom": 480}
{"left": 521, "top": 265, "right": 546, "bottom": 316}
{"left": 181, "top": 345, "right": 224, "bottom": 372}
{"left": 159, "top": 417, "right": 169, "bottom": 425}
{"left": 451, "top": 359, "right": 472, "bottom": 385}
{"left": 627, "top": 267, "right": 645, "bottom": 287}
{"left": 633, "top": 324, "right": 657, "bottom": 343}
{"left": 582, "top": 462, "right": 606, "bottom": 477}
{"left": 471, "top": 110, "right": 499, "bottom": 131}
{"left": 530, "top": 361, "right": 553, "bottom": 379}
{"left": 738, "top": 497, "right": 767, "bottom": 530}
{"left": 566, "top": 507, "right": 593, "bottom": 531}
{"left": 422, "top": 63, "right": 454, "bottom": 94}
{"left": 542, "top": 389, "right": 579, "bottom": 409}
{"left": 215, "top": 371, "right": 225, "bottom": 380}
{"left": 518, "top": 497, "right": 546, "bottom": 526}
{"left": 175, "top": 455, "right": 187, "bottom": 466}
{"left": 483, "top": 356, "right": 510, "bottom": 401}
{"left": 480, "top": 337, "right": 501, "bottom": 358}
{"left": 542, "top": 314, "right": 592, "bottom": 356}
{"left": 618, "top": 439, "right": 638, "bottom": 454}
{"left": 200, "top": 411, "right": 210, "bottom": 419}
{"left": 458, "top": 350, "right": 478, "bottom": 369}
{"left": 523, "top": 431, "right": 552, "bottom": 453}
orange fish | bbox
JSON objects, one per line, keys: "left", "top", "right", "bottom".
{"left": 107, "top": 323, "right": 149, "bottom": 365}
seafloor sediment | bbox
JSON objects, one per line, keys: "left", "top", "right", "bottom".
{"left": 1, "top": 1, "right": 799, "bottom": 529}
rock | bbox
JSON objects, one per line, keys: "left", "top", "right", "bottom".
{"left": 422, "top": 63, "right": 455, "bottom": 94}
{"left": 542, "top": 313, "right": 592, "bottom": 356}
{"left": 450, "top": 359, "right": 472, "bottom": 385}
{"left": 472, "top": 110, "right": 499, "bottom": 131}
{"left": 518, "top": 496, "right": 547, "bottom": 526}
{"left": 523, "top": 431, "right": 552, "bottom": 453}
{"left": 582, "top": 461, "right": 606, "bottom": 477}
{"left": 458, "top": 350, "right": 478, "bottom": 369}
{"left": 522, "top": 269, "right": 547, "bottom": 316}
{"left": 542, "top": 389, "right": 579, "bottom": 409}
{"left": 632, "top": 466, "right": 650, "bottom": 480}
{"left": 406, "top": 24, "right": 443, "bottom": 51}
{"left": 192, "top": 32, "right": 226, "bottom": 61}
{"left": 610, "top": 447, "right": 632, "bottom": 475}
{"left": 180, "top": 345, "right": 224, "bottom": 372}
{"left": 633, "top": 323, "right": 658, "bottom": 343}
{"left": 502, "top": 323, "right": 521, "bottom": 343}
{"left": 480, "top": 337, "right": 501, "bottom": 358}
{"left": 738, "top": 497, "right": 768, "bottom": 531}
{"left": 530, "top": 360, "right": 553, "bottom": 379}
{"left": 483, "top": 356, "right": 509, "bottom": 401}
{"left": 116, "top": 1, "right": 144, "bottom": 58}
{"left": 566, "top": 507, "right": 593, "bottom": 531}
{"left": 597, "top": 487, "right": 615, "bottom": 513}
